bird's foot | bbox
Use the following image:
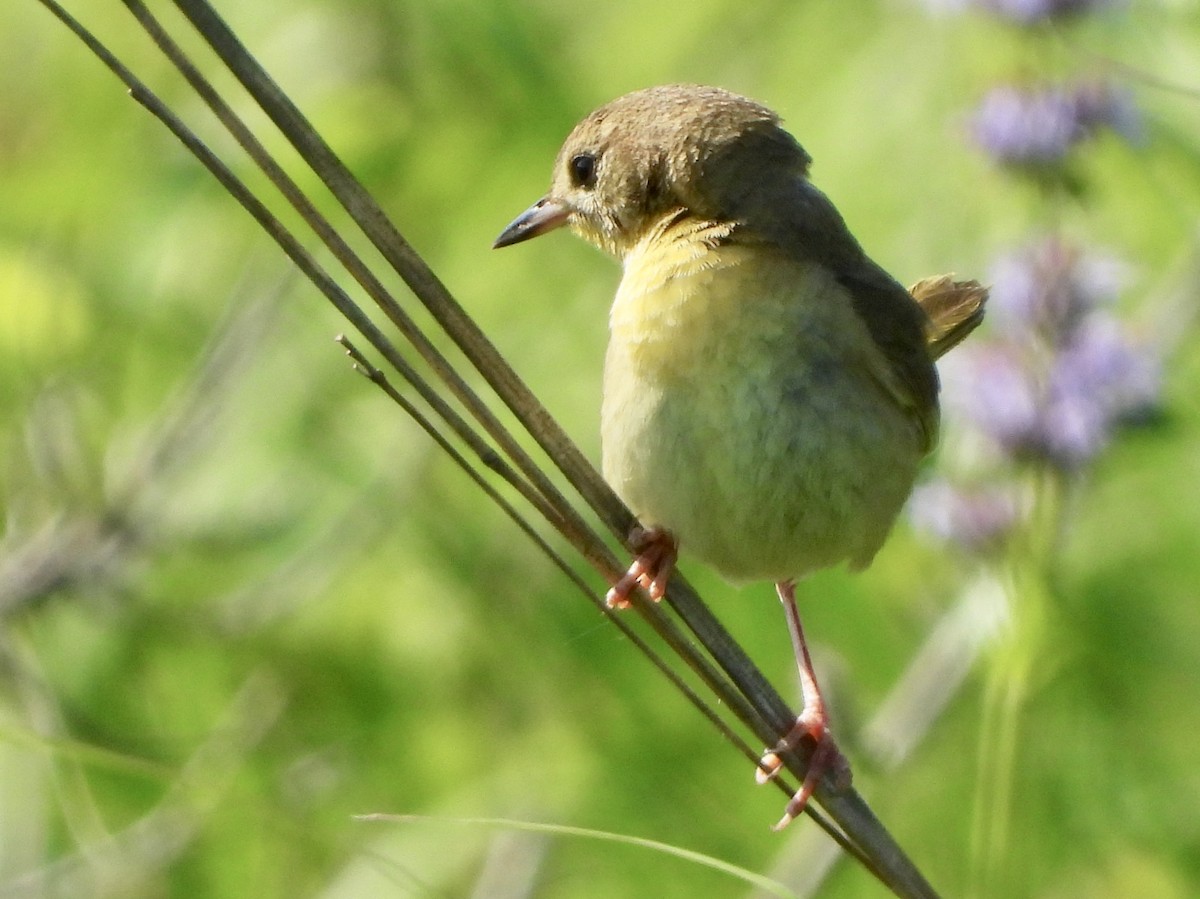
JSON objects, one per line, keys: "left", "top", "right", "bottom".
{"left": 756, "top": 708, "right": 852, "bottom": 830}
{"left": 605, "top": 526, "right": 678, "bottom": 609}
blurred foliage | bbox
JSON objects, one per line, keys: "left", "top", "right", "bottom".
{"left": 1, "top": 1, "right": 1199, "bottom": 897}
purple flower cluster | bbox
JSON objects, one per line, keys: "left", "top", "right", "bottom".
{"left": 970, "top": 81, "right": 1142, "bottom": 168}
{"left": 977, "top": 0, "right": 1113, "bottom": 25}
{"left": 908, "top": 481, "right": 1022, "bottom": 555}
{"left": 951, "top": 237, "right": 1159, "bottom": 469}
{"left": 925, "top": 0, "right": 1116, "bottom": 24}
{"left": 911, "top": 238, "right": 1160, "bottom": 552}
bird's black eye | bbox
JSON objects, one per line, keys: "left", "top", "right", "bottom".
{"left": 568, "top": 153, "right": 597, "bottom": 188}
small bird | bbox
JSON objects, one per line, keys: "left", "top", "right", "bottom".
{"left": 494, "top": 84, "right": 986, "bottom": 828}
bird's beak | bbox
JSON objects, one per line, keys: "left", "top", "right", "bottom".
{"left": 493, "top": 197, "right": 570, "bottom": 248}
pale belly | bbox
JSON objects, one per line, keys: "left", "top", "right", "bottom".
{"left": 600, "top": 245, "right": 926, "bottom": 584}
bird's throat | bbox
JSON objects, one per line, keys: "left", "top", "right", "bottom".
{"left": 609, "top": 216, "right": 761, "bottom": 376}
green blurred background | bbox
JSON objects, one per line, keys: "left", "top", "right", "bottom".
{"left": 2, "top": 1, "right": 1199, "bottom": 897}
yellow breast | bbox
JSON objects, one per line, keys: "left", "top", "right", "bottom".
{"left": 608, "top": 217, "right": 763, "bottom": 381}
{"left": 600, "top": 216, "right": 926, "bottom": 582}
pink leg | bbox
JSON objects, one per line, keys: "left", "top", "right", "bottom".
{"left": 604, "top": 526, "right": 678, "bottom": 609}
{"left": 757, "top": 580, "right": 852, "bottom": 829}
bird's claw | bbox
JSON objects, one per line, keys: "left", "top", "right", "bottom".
{"left": 605, "top": 527, "right": 677, "bottom": 608}
{"left": 757, "top": 712, "right": 851, "bottom": 830}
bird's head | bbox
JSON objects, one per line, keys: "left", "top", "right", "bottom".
{"left": 494, "top": 84, "right": 812, "bottom": 259}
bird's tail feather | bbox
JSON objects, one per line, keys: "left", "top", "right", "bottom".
{"left": 909, "top": 275, "right": 989, "bottom": 361}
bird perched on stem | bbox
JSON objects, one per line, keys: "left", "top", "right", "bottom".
{"left": 495, "top": 84, "right": 986, "bottom": 829}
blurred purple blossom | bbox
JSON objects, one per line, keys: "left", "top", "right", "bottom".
{"left": 923, "top": 0, "right": 1118, "bottom": 24}
{"left": 978, "top": 0, "right": 1114, "bottom": 24}
{"left": 1050, "top": 314, "right": 1160, "bottom": 420}
{"left": 909, "top": 481, "right": 1022, "bottom": 553}
{"left": 945, "top": 237, "right": 1160, "bottom": 470}
{"left": 970, "top": 82, "right": 1142, "bottom": 167}
{"left": 1073, "top": 80, "right": 1144, "bottom": 143}
{"left": 987, "top": 236, "right": 1125, "bottom": 338}
{"left": 971, "top": 86, "right": 1080, "bottom": 165}
{"left": 956, "top": 345, "right": 1041, "bottom": 452}
{"left": 913, "top": 238, "right": 1159, "bottom": 551}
